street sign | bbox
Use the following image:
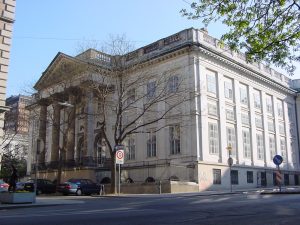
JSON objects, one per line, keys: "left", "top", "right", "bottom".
{"left": 115, "top": 149, "right": 124, "bottom": 164}
{"left": 273, "top": 155, "right": 283, "bottom": 166}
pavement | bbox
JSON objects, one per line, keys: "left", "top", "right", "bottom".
{"left": 1, "top": 186, "right": 300, "bottom": 210}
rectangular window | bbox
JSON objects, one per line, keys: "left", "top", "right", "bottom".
{"left": 269, "top": 134, "right": 276, "bottom": 160}
{"left": 240, "top": 84, "right": 248, "bottom": 105}
{"left": 126, "top": 137, "right": 135, "bottom": 160}
{"left": 226, "top": 108, "right": 235, "bottom": 121}
{"left": 168, "top": 75, "right": 179, "bottom": 93}
{"left": 242, "top": 129, "right": 251, "bottom": 158}
{"left": 147, "top": 81, "right": 156, "bottom": 98}
{"left": 277, "top": 100, "right": 284, "bottom": 118}
{"left": 255, "top": 115, "right": 263, "bottom": 128}
{"left": 253, "top": 89, "right": 262, "bottom": 109}
{"left": 209, "top": 122, "right": 219, "bottom": 154}
{"left": 170, "top": 125, "right": 180, "bottom": 155}
{"left": 284, "top": 174, "right": 290, "bottom": 186}
{"left": 256, "top": 132, "right": 265, "bottom": 160}
{"left": 231, "top": 170, "right": 239, "bottom": 185}
{"left": 147, "top": 130, "right": 156, "bottom": 157}
{"left": 127, "top": 88, "right": 135, "bottom": 105}
{"left": 268, "top": 119, "right": 275, "bottom": 132}
{"left": 247, "top": 171, "right": 254, "bottom": 183}
{"left": 224, "top": 78, "right": 233, "bottom": 100}
{"left": 207, "top": 72, "right": 217, "bottom": 94}
{"left": 280, "top": 137, "right": 286, "bottom": 162}
{"left": 279, "top": 122, "right": 285, "bottom": 135}
{"left": 208, "top": 102, "right": 218, "bottom": 116}
{"left": 213, "top": 169, "right": 221, "bottom": 184}
{"left": 241, "top": 112, "right": 250, "bottom": 125}
{"left": 226, "top": 126, "right": 236, "bottom": 156}
{"left": 266, "top": 95, "right": 273, "bottom": 115}
{"left": 288, "top": 105, "right": 294, "bottom": 121}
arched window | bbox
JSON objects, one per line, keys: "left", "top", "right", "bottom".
{"left": 145, "top": 177, "right": 155, "bottom": 183}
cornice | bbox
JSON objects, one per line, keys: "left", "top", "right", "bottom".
{"left": 196, "top": 44, "right": 296, "bottom": 95}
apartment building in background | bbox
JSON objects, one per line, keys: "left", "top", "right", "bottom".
{"left": 0, "top": 0, "right": 16, "bottom": 160}
{"left": 2, "top": 95, "right": 30, "bottom": 160}
{"left": 27, "top": 28, "right": 300, "bottom": 193}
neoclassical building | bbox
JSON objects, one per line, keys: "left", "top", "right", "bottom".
{"left": 28, "top": 28, "right": 300, "bottom": 192}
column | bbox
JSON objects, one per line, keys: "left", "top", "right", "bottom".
{"left": 51, "top": 103, "right": 61, "bottom": 162}
{"left": 38, "top": 104, "right": 47, "bottom": 164}
{"left": 66, "top": 94, "right": 76, "bottom": 162}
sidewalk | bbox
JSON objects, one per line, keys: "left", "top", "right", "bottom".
{"left": 1, "top": 186, "right": 300, "bottom": 210}
{"left": 0, "top": 196, "right": 85, "bottom": 210}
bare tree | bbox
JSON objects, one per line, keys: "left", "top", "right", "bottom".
{"left": 80, "top": 36, "right": 193, "bottom": 193}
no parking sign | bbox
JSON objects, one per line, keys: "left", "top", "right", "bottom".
{"left": 115, "top": 145, "right": 125, "bottom": 164}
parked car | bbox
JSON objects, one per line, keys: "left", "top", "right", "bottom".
{"left": 16, "top": 182, "right": 25, "bottom": 191}
{"left": 0, "top": 179, "right": 9, "bottom": 192}
{"left": 57, "top": 178, "right": 100, "bottom": 196}
{"left": 24, "top": 179, "right": 56, "bottom": 195}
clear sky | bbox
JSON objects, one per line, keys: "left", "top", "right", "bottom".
{"left": 7, "top": 0, "right": 300, "bottom": 97}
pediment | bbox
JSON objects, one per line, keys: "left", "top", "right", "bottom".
{"left": 34, "top": 53, "right": 89, "bottom": 91}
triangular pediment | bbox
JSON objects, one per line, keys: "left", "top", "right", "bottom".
{"left": 34, "top": 52, "right": 90, "bottom": 91}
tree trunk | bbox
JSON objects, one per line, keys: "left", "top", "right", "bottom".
{"left": 110, "top": 154, "right": 116, "bottom": 194}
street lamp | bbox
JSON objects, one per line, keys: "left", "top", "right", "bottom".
{"left": 227, "top": 144, "right": 233, "bottom": 193}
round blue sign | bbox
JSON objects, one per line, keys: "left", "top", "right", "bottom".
{"left": 273, "top": 155, "right": 283, "bottom": 166}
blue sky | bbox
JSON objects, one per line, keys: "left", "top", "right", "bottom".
{"left": 7, "top": 0, "right": 299, "bottom": 96}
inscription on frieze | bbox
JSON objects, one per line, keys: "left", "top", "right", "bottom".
{"left": 143, "top": 42, "right": 159, "bottom": 54}
{"left": 164, "top": 34, "right": 181, "bottom": 45}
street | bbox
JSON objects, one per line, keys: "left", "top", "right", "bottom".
{"left": 0, "top": 193, "right": 300, "bottom": 225}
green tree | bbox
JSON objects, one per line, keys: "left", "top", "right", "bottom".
{"left": 181, "top": 0, "right": 300, "bottom": 74}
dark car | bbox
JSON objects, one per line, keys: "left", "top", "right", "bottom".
{"left": 24, "top": 179, "right": 56, "bottom": 195}
{"left": 57, "top": 178, "right": 100, "bottom": 196}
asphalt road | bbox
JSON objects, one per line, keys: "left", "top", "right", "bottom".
{"left": 0, "top": 193, "right": 300, "bottom": 225}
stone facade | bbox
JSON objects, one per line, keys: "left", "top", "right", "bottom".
{"left": 0, "top": 0, "right": 16, "bottom": 165}
{"left": 27, "top": 28, "right": 300, "bottom": 192}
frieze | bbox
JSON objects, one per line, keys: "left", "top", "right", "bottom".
{"left": 164, "top": 34, "right": 181, "bottom": 45}
{"left": 143, "top": 42, "right": 159, "bottom": 54}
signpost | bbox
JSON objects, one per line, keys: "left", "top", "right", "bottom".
{"left": 227, "top": 144, "right": 233, "bottom": 192}
{"left": 114, "top": 145, "right": 124, "bottom": 195}
{"left": 273, "top": 155, "right": 283, "bottom": 192}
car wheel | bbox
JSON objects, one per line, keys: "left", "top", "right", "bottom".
{"left": 76, "top": 189, "right": 82, "bottom": 196}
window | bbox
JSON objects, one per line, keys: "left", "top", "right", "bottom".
{"left": 147, "top": 81, "right": 156, "bottom": 98}
{"left": 127, "top": 88, "right": 135, "bottom": 105}
{"left": 256, "top": 132, "right": 264, "bottom": 160}
{"left": 267, "top": 120, "right": 275, "bottom": 132}
{"left": 253, "top": 89, "right": 262, "bottom": 109}
{"left": 242, "top": 129, "right": 251, "bottom": 158}
{"left": 255, "top": 115, "right": 263, "bottom": 128}
{"left": 207, "top": 72, "right": 217, "bottom": 94}
{"left": 277, "top": 100, "right": 284, "bottom": 118}
{"left": 279, "top": 122, "right": 285, "bottom": 135}
{"left": 213, "top": 169, "right": 221, "bottom": 184}
{"left": 280, "top": 137, "right": 286, "bottom": 162}
{"left": 126, "top": 137, "right": 135, "bottom": 160}
{"left": 226, "top": 126, "right": 236, "bottom": 156}
{"left": 241, "top": 112, "right": 250, "bottom": 125}
{"left": 208, "top": 102, "right": 218, "bottom": 116}
{"left": 170, "top": 125, "right": 180, "bottom": 154}
{"left": 231, "top": 170, "right": 239, "bottom": 185}
{"left": 288, "top": 105, "right": 294, "bottom": 121}
{"left": 240, "top": 84, "right": 248, "bottom": 105}
{"left": 284, "top": 174, "right": 289, "bottom": 186}
{"left": 226, "top": 108, "right": 235, "bottom": 121}
{"left": 266, "top": 95, "right": 273, "bottom": 115}
{"left": 269, "top": 134, "right": 276, "bottom": 160}
{"left": 147, "top": 130, "right": 156, "bottom": 157}
{"left": 247, "top": 171, "right": 254, "bottom": 183}
{"left": 209, "top": 122, "right": 219, "bottom": 154}
{"left": 168, "top": 75, "right": 179, "bottom": 93}
{"left": 224, "top": 78, "right": 233, "bottom": 100}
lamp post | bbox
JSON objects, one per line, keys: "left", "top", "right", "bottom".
{"left": 227, "top": 144, "right": 233, "bottom": 193}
